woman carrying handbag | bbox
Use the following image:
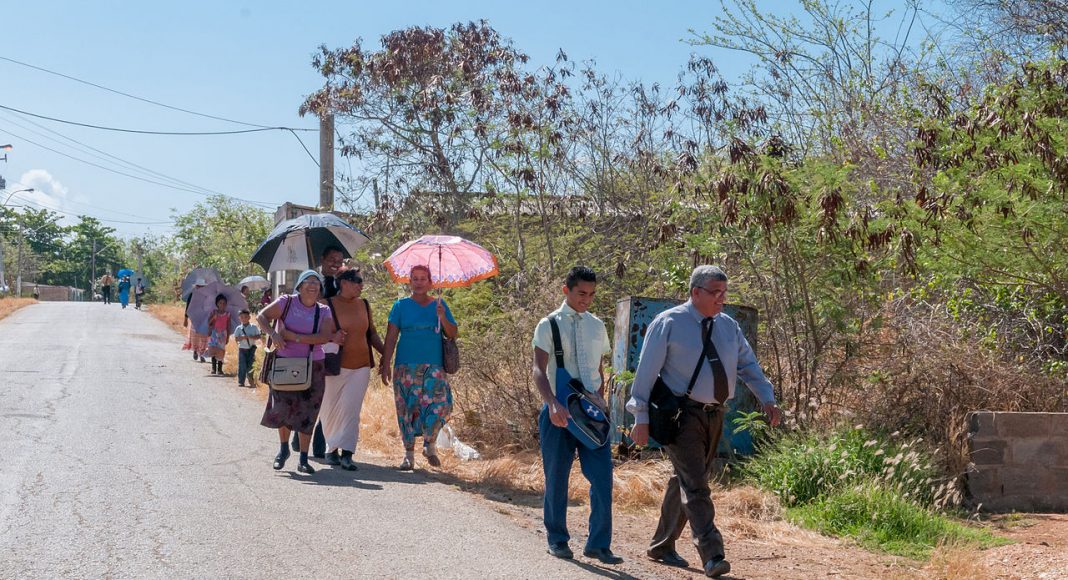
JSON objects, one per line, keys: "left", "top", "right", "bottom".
{"left": 256, "top": 270, "right": 341, "bottom": 475}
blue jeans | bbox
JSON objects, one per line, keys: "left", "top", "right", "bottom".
{"left": 539, "top": 405, "right": 613, "bottom": 550}
{"left": 237, "top": 346, "right": 256, "bottom": 384}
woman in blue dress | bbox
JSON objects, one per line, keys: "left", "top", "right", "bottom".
{"left": 379, "top": 264, "right": 458, "bottom": 471}
{"left": 118, "top": 276, "right": 131, "bottom": 309}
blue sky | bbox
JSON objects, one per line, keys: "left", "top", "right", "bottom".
{"left": 0, "top": 0, "right": 932, "bottom": 238}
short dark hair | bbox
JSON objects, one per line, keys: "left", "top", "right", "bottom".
{"left": 565, "top": 266, "right": 598, "bottom": 289}
{"left": 238, "top": 309, "right": 251, "bottom": 315}
{"left": 215, "top": 293, "right": 228, "bottom": 305}
{"left": 337, "top": 268, "right": 363, "bottom": 284}
{"left": 321, "top": 246, "right": 345, "bottom": 259}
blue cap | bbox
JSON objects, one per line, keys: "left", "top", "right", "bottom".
{"left": 294, "top": 269, "right": 324, "bottom": 291}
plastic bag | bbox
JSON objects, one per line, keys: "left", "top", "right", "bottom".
{"left": 436, "top": 424, "right": 482, "bottom": 461}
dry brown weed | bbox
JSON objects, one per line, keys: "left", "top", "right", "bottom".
{"left": 0, "top": 297, "right": 37, "bottom": 322}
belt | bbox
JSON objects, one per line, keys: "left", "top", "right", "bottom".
{"left": 684, "top": 399, "right": 722, "bottom": 412}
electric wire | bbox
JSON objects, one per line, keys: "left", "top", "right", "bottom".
{"left": 0, "top": 55, "right": 315, "bottom": 131}
{"left": 0, "top": 110, "right": 256, "bottom": 210}
{"left": 0, "top": 103, "right": 302, "bottom": 136}
{"left": 7, "top": 193, "right": 173, "bottom": 225}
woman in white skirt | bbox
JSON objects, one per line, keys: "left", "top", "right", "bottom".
{"left": 321, "top": 268, "right": 384, "bottom": 470}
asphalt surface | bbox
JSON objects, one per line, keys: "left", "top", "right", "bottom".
{"left": 0, "top": 303, "right": 613, "bottom": 579}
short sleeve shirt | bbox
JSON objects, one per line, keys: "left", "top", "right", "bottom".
{"left": 532, "top": 301, "right": 612, "bottom": 397}
{"left": 388, "top": 297, "right": 456, "bottom": 367}
{"left": 234, "top": 323, "right": 261, "bottom": 349}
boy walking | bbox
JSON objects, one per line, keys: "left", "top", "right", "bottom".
{"left": 233, "top": 309, "right": 262, "bottom": 388}
{"left": 531, "top": 266, "right": 622, "bottom": 565}
{"left": 134, "top": 278, "right": 146, "bottom": 310}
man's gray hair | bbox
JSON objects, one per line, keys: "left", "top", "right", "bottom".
{"left": 689, "top": 265, "right": 728, "bottom": 290}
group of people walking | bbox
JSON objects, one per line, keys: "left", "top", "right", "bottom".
{"left": 254, "top": 246, "right": 457, "bottom": 476}
{"left": 181, "top": 250, "right": 779, "bottom": 578}
{"left": 97, "top": 273, "right": 145, "bottom": 309}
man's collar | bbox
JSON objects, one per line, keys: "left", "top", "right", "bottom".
{"left": 685, "top": 300, "right": 716, "bottom": 322}
{"left": 558, "top": 301, "right": 586, "bottom": 318}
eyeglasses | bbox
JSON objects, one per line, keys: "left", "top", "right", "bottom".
{"left": 696, "top": 286, "right": 728, "bottom": 299}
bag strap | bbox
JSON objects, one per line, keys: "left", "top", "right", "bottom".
{"left": 548, "top": 317, "right": 566, "bottom": 369}
{"left": 326, "top": 297, "right": 342, "bottom": 334}
{"left": 267, "top": 295, "right": 294, "bottom": 350}
{"left": 310, "top": 303, "right": 321, "bottom": 357}
{"left": 363, "top": 298, "right": 375, "bottom": 368}
{"left": 683, "top": 322, "right": 714, "bottom": 399}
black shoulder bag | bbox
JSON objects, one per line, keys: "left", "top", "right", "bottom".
{"left": 648, "top": 324, "right": 717, "bottom": 445}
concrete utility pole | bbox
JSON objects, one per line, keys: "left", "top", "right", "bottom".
{"left": 15, "top": 221, "right": 23, "bottom": 297}
{"left": 91, "top": 239, "right": 97, "bottom": 288}
{"left": 0, "top": 236, "right": 6, "bottom": 292}
{"left": 319, "top": 114, "right": 334, "bottom": 211}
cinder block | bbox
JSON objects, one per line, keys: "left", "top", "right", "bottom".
{"left": 966, "top": 464, "right": 1002, "bottom": 497}
{"left": 1044, "top": 467, "right": 1068, "bottom": 489}
{"left": 968, "top": 438, "right": 1009, "bottom": 465}
{"left": 999, "top": 466, "right": 1048, "bottom": 495}
{"left": 1051, "top": 417, "right": 1068, "bottom": 437}
{"left": 996, "top": 413, "right": 1052, "bottom": 438}
{"left": 1011, "top": 439, "right": 1060, "bottom": 466}
{"left": 1030, "top": 494, "right": 1068, "bottom": 512}
{"left": 968, "top": 411, "right": 997, "bottom": 436}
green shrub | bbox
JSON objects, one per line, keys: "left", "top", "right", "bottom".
{"left": 789, "top": 484, "right": 1008, "bottom": 559}
{"left": 742, "top": 426, "right": 942, "bottom": 507}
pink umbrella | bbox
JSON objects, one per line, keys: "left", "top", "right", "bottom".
{"left": 384, "top": 235, "right": 499, "bottom": 289}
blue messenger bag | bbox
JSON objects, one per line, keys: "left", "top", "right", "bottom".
{"left": 549, "top": 317, "right": 611, "bottom": 450}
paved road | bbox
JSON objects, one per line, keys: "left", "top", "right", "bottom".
{"left": 0, "top": 303, "right": 611, "bottom": 579}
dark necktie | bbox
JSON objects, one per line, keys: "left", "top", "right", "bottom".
{"left": 703, "top": 317, "right": 729, "bottom": 404}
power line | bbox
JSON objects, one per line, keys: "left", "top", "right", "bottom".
{"left": 0, "top": 55, "right": 316, "bottom": 131}
{"left": 0, "top": 127, "right": 278, "bottom": 209}
{"left": 0, "top": 103, "right": 306, "bottom": 136}
{"left": 0, "top": 110, "right": 251, "bottom": 209}
{"left": 7, "top": 193, "right": 173, "bottom": 225}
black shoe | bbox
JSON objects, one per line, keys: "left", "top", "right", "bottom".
{"left": 193, "top": 351, "right": 198, "bottom": 360}
{"left": 273, "top": 448, "right": 290, "bottom": 470}
{"left": 324, "top": 450, "right": 341, "bottom": 466}
{"left": 290, "top": 435, "right": 299, "bottom": 452}
{"left": 297, "top": 462, "right": 315, "bottom": 475}
{"left": 547, "top": 543, "right": 574, "bottom": 560}
{"left": 704, "top": 558, "right": 731, "bottom": 578}
{"left": 339, "top": 455, "right": 359, "bottom": 471}
{"left": 583, "top": 548, "right": 623, "bottom": 565}
{"left": 647, "top": 548, "right": 689, "bottom": 568}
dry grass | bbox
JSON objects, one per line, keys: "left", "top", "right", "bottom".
{"left": 148, "top": 303, "right": 261, "bottom": 386}
{"left": 923, "top": 546, "right": 995, "bottom": 579}
{"left": 0, "top": 297, "right": 36, "bottom": 322}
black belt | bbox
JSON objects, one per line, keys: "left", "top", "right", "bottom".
{"left": 684, "top": 399, "right": 722, "bottom": 412}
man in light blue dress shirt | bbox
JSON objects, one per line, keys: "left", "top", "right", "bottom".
{"left": 627, "top": 265, "right": 781, "bottom": 578}
{"left": 532, "top": 266, "right": 621, "bottom": 565}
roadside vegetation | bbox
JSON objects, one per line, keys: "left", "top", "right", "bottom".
{"left": 0, "top": 296, "right": 36, "bottom": 322}
{"left": 119, "top": 0, "right": 1068, "bottom": 570}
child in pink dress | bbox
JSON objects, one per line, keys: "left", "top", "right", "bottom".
{"left": 206, "top": 295, "right": 232, "bottom": 375}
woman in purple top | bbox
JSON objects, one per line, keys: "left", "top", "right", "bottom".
{"left": 256, "top": 270, "right": 342, "bottom": 475}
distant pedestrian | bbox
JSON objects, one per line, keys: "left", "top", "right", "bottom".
{"left": 260, "top": 287, "right": 272, "bottom": 310}
{"left": 101, "top": 273, "right": 113, "bottom": 304}
{"left": 32, "top": 284, "right": 40, "bottom": 300}
{"left": 257, "top": 270, "right": 340, "bottom": 475}
{"left": 118, "top": 276, "right": 131, "bottom": 309}
{"left": 206, "top": 294, "right": 232, "bottom": 376}
{"left": 182, "top": 278, "right": 209, "bottom": 362}
{"left": 233, "top": 309, "right": 262, "bottom": 388}
{"left": 134, "top": 278, "right": 146, "bottom": 310}
{"left": 626, "top": 265, "right": 782, "bottom": 578}
{"left": 379, "top": 264, "right": 458, "bottom": 471}
{"left": 320, "top": 268, "right": 384, "bottom": 471}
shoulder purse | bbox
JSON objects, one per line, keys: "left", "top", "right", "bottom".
{"left": 440, "top": 300, "right": 460, "bottom": 374}
{"left": 364, "top": 299, "right": 376, "bottom": 369}
{"left": 263, "top": 297, "right": 320, "bottom": 392}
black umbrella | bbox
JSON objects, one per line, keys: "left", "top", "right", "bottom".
{"left": 250, "top": 213, "right": 371, "bottom": 273}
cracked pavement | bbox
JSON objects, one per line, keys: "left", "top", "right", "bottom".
{"left": 0, "top": 303, "right": 610, "bottom": 579}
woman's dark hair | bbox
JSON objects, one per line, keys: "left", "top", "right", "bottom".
{"left": 337, "top": 268, "right": 363, "bottom": 284}
{"left": 215, "top": 294, "right": 228, "bottom": 306}
{"left": 410, "top": 264, "right": 432, "bottom": 280}
{"left": 565, "top": 266, "right": 598, "bottom": 289}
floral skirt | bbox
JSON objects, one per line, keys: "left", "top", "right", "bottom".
{"left": 183, "top": 325, "right": 209, "bottom": 352}
{"left": 393, "top": 364, "right": 452, "bottom": 450}
{"left": 260, "top": 360, "right": 326, "bottom": 434}
{"left": 206, "top": 328, "right": 228, "bottom": 356}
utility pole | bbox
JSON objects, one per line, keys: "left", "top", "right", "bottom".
{"left": 91, "top": 239, "right": 97, "bottom": 289}
{"left": 136, "top": 240, "right": 144, "bottom": 280}
{"left": 319, "top": 114, "right": 334, "bottom": 211}
{"left": 0, "top": 236, "right": 6, "bottom": 293}
{"left": 15, "top": 221, "right": 23, "bottom": 297}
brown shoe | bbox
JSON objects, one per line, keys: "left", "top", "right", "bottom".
{"left": 422, "top": 448, "right": 442, "bottom": 467}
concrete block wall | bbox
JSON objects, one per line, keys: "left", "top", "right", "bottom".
{"left": 966, "top": 412, "right": 1068, "bottom": 512}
